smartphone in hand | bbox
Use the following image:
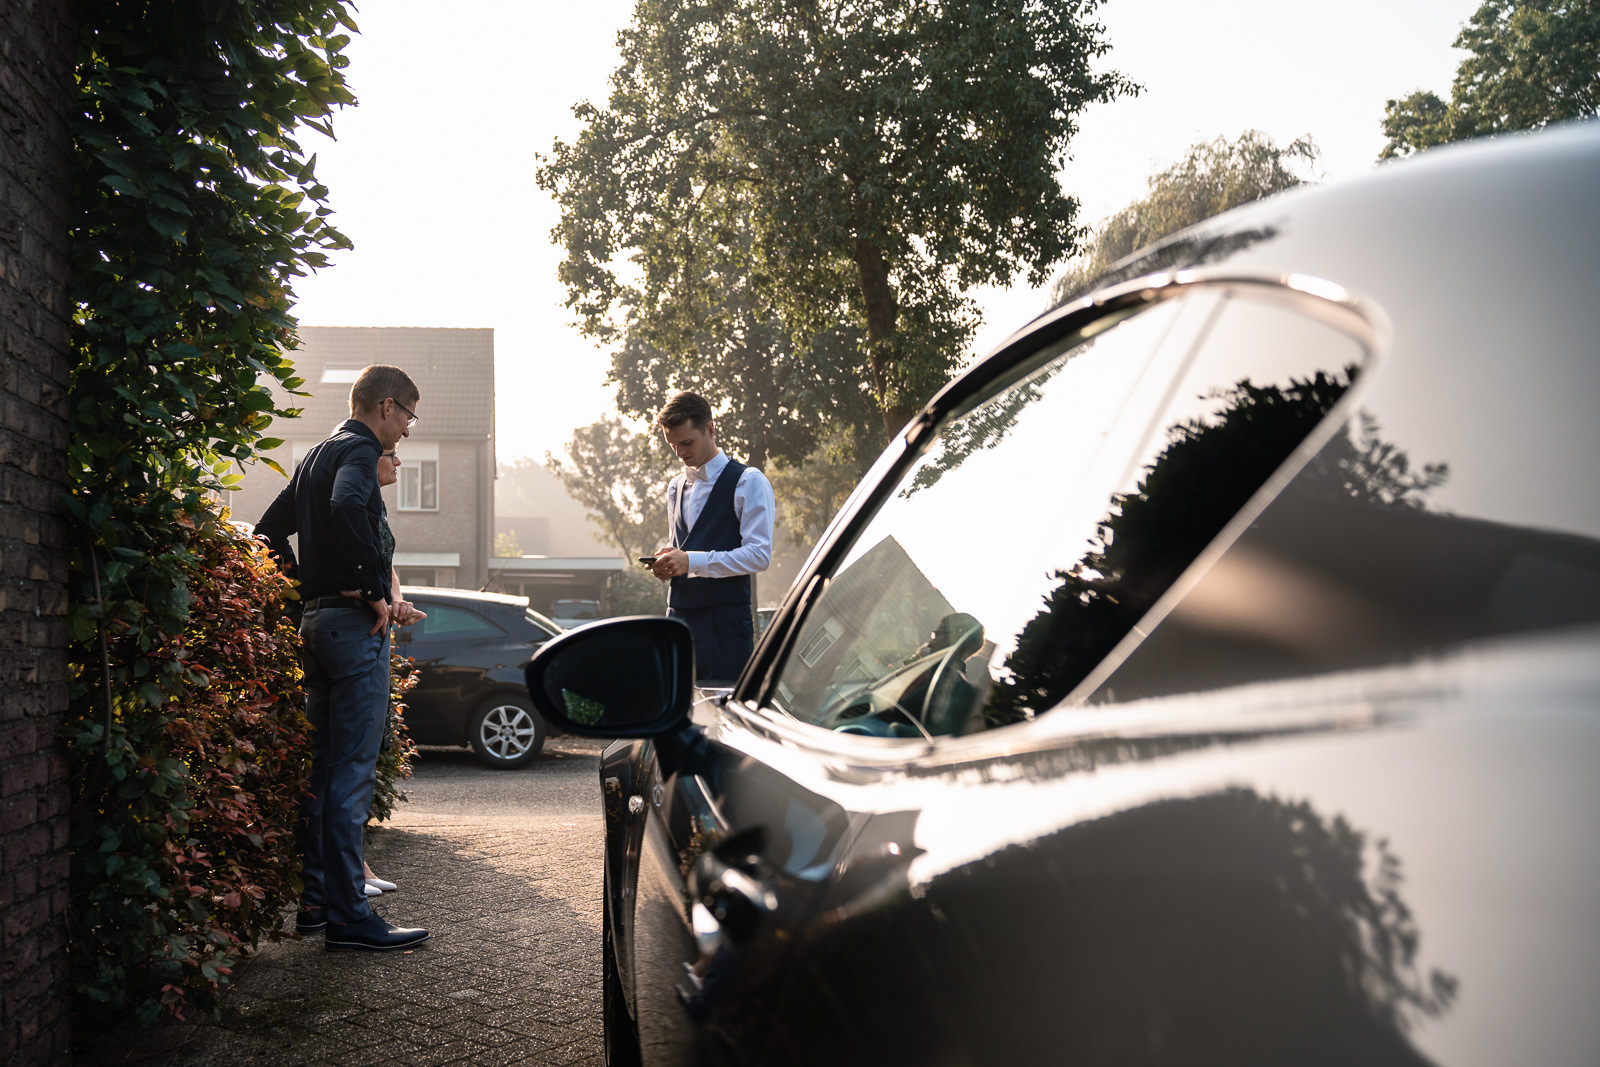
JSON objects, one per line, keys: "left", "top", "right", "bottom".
{"left": 638, "top": 556, "right": 657, "bottom": 566}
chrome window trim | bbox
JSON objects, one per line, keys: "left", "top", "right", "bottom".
{"left": 739, "top": 270, "right": 1391, "bottom": 756}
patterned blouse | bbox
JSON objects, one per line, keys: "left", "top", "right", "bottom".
{"left": 378, "top": 503, "right": 395, "bottom": 578}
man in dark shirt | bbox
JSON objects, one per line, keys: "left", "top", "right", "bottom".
{"left": 256, "top": 364, "right": 430, "bottom": 951}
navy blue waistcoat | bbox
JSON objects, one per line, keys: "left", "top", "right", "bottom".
{"left": 670, "top": 460, "right": 751, "bottom": 610}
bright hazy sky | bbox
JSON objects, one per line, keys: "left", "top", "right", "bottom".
{"left": 286, "top": 0, "right": 1481, "bottom": 464}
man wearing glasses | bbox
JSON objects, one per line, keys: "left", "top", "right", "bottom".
{"left": 256, "top": 364, "right": 431, "bottom": 951}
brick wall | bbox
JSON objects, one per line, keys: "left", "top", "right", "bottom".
{"left": 0, "top": 1, "right": 77, "bottom": 1063}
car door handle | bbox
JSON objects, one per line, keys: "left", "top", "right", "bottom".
{"left": 688, "top": 829, "right": 776, "bottom": 948}
{"left": 680, "top": 836, "right": 779, "bottom": 1020}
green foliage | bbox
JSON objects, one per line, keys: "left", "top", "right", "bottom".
{"left": 766, "top": 423, "right": 870, "bottom": 545}
{"left": 537, "top": 0, "right": 1136, "bottom": 435}
{"left": 610, "top": 250, "right": 884, "bottom": 472}
{"left": 493, "top": 530, "right": 523, "bottom": 557}
{"left": 1050, "top": 131, "right": 1318, "bottom": 303}
{"left": 608, "top": 219, "right": 883, "bottom": 537}
{"left": 65, "top": 0, "right": 357, "bottom": 1030}
{"left": 545, "top": 418, "right": 678, "bottom": 560}
{"left": 604, "top": 567, "right": 670, "bottom": 617}
{"left": 64, "top": 517, "right": 308, "bottom": 1027}
{"left": 1379, "top": 0, "right": 1600, "bottom": 158}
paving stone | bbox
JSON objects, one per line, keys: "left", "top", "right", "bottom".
{"left": 77, "top": 738, "right": 609, "bottom": 1066}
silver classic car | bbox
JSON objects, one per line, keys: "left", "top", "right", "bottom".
{"left": 527, "top": 123, "right": 1600, "bottom": 1065}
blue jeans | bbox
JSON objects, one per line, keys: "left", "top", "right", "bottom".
{"left": 298, "top": 604, "right": 390, "bottom": 923}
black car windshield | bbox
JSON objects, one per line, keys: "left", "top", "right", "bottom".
{"left": 769, "top": 285, "right": 1368, "bottom": 738}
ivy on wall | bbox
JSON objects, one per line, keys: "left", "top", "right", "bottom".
{"left": 62, "top": 0, "right": 372, "bottom": 1026}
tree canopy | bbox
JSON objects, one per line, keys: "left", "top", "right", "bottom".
{"left": 543, "top": 418, "right": 677, "bottom": 561}
{"left": 1379, "top": 0, "right": 1600, "bottom": 159}
{"left": 537, "top": 0, "right": 1136, "bottom": 438}
{"left": 1049, "top": 130, "right": 1318, "bottom": 303}
{"left": 609, "top": 241, "right": 880, "bottom": 472}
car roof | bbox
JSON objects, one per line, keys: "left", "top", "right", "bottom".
{"left": 916, "top": 121, "right": 1600, "bottom": 535}
{"left": 970, "top": 123, "right": 1595, "bottom": 361}
{"left": 400, "top": 587, "right": 531, "bottom": 609}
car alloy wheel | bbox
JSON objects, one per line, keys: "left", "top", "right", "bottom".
{"left": 467, "top": 694, "right": 546, "bottom": 769}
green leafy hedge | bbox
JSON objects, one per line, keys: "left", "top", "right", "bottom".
{"left": 65, "top": 0, "right": 363, "bottom": 1028}
{"left": 372, "top": 651, "right": 419, "bottom": 826}
{"left": 65, "top": 514, "right": 308, "bottom": 1024}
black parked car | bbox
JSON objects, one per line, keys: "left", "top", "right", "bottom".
{"left": 526, "top": 125, "right": 1600, "bottom": 1066}
{"left": 396, "top": 588, "right": 560, "bottom": 768}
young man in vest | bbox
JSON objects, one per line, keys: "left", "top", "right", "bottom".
{"left": 647, "top": 391, "right": 775, "bottom": 682}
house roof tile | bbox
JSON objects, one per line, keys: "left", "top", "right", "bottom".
{"left": 272, "top": 326, "right": 494, "bottom": 438}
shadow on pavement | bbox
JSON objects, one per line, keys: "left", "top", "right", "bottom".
{"left": 80, "top": 744, "right": 607, "bottom": 1066}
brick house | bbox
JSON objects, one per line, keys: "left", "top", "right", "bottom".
{"left": 227, "top": 326, "right": 496, "bottom": 590}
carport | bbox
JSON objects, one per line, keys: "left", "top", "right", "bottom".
{"left": 481, "top": 554, "right": 627, "bottom": 617}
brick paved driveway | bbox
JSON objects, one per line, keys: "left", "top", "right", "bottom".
{"left": 82, "top": 737, "right": 609, "bottom": 1066}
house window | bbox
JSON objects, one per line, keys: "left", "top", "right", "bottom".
{"left": 798, "top": 617, "right": 842, "bottom": 667}
{"left": 399, "top": 461, "right": 438, "bottom": 511}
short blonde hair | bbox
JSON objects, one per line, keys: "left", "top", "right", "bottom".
{"left": 350, "top": 365, "right": 418, "bottom": 416}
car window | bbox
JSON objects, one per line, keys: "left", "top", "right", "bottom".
{"left": 555, "top": 600, "right": 600, "bottom": 620}
{"left": 412, "top": 604, "right": 506, "bottom": 641}
{"left": 524, "top": 608, "right": 561, "bottom": 637}
{"left": 768, "top": 284, "right": 1369, "bottom": 737}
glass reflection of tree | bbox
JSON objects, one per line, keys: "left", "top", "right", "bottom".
{"left": 903, "top": 361, "right": 1067, "bottom": 497}
{"left": 765, "top": 787, "right": 1456, "bottom": 1065}
{"left": 1295, "top": 409, "right": 1450, "bottom": 511}
{"left": 1024, "top": 788, "right": 1459, "bottom": 1062}
{"left": 987, "top": 366, "right": 1449, "bottom": 726}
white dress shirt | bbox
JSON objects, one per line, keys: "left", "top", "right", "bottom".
{"left": 669, "top": 449, "right": 774, "bottom": 578}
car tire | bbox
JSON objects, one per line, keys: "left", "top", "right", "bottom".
{"left": 603, "top": 875, "right": 643, "bottom": 1067}
{"left": 466, "top": 694, "right": 546, "bottom": 769}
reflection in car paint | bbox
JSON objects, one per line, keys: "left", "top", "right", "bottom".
{"left": 521, "top": 128, "right": 1600, "bottom": 1066}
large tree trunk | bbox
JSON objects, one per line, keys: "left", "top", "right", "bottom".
{"left": 853, "top": 235, "right": 914, "bottom": 438}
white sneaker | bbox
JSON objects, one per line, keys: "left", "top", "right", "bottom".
{"left": 363, "top": 882, "right": 382, "bottom": 897}
{"left": 366, "top": 875, "right": 397, "bottom": 892}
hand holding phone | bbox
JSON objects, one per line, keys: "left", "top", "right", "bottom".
{"left": 638, "top": 556, "right": 657, "bottom": 566}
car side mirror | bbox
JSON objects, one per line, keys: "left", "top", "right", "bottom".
{"left": 523, "top": 616, "right": 695, "bottom": 737}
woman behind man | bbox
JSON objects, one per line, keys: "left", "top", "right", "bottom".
{"left": 357, "top": 445, "right": 423, "bottom": 894}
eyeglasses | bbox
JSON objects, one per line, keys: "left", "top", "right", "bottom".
{"left": 380, "top": 450, "right": 399, "bottom": 462}
{"left": 389, "top": 398, "right": 418, "bottom": 428}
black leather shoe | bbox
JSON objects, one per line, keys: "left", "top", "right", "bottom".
{"left": 324, "top": 913, "right": 430, "bottom": 951}
{"left": 295, "top": 908, "right": 326, "bottom": 934}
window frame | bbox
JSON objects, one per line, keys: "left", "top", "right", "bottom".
{"left": 743, "top": 273, "right": 1384, "bottom": 738}
{"left": 398, "top": 459, "right": 439, "bottom": 512}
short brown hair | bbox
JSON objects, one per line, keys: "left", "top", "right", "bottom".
{"left": 656, "top": 390, "right": 713, "bottom": 432}
{"left": 350, "top": 365, "right": 419, "bottom": 416}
